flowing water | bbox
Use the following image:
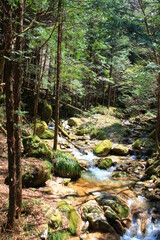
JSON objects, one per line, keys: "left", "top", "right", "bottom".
{"left": 71, "top": 148, "right": 160, "bottom": 239}
{"left": 48, "top": 122, "right": 160, "bottom": 239}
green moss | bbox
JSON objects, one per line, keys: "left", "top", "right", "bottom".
{"left": 93, "top": 140, "right": 112, "bottom": 157}
{"left": 54, "top": 151, "right": 81, "bottom": 179}
{"left": 46, "top": 209, "right": 61, "bottom": 228}
{"left": 35, "top": 123, "right": 45, "bottom": 137}
{"left": 69, "top": 209, "right": 78, "bottom": 235}
{"left": 91, "top": 123, "right": 127, "bottom": 142}
{"left": 40, "top": 129, "right": 54, "bottom": 139}
{"left": 58, "top": 201, "right": 78, "bottom": 235}
{"left": 68, "top": 117, "right": 81, "bottom": 127}
{"left": 104, "top": 206, "right": 117, "bottom": 220}
{"left": 22, "top": 161, "right": 51, "bottom": 188}
{"left": 112, "top": 171, "right": 129, "bottom": 179}
{"left": 132, "top": 139, "right": 141, "bottom": 150}
{"left": 39, "top": 101, "right": 53, "bottom": 123}
{"left": 107, "top": 200, "right": 129, "bottom": 219}
{"left": 99, "top": 158, "right": 112, "bottom": 169}
{"left": 23, "top": 135, "right": 53, "bottom": 161}
{"left": 48, "top": 230, "right": 69, "bottom": 240}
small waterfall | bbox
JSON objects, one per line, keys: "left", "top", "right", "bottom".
{"left": 72, "top": 148, "right": 116, "bottom": 181}
{"left": 121, "top": 197, "right": 160, "bottom": 240}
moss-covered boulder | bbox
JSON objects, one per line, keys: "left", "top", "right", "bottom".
{"left": 68, "top": 117, "right": 82, "bottom": 127}
{"left": 94, "top": 192, "right": 130, "bottom": 235}
{"left": 22, "top": 158, "right": 51, "bottom": 188}
{"left": 40, "top": 129, "right": 54, "bottom": 139}
{"left": 132, "top": 138, "right": 156, "bottom": 156}
{"left": 23, "top": 135, "right": 53, "bottom": 161}
{"left": 132, "top": 139, "right": 141, "bottom": 150}
{"left": 58, "top": 201, "right": 79, "bottom": 235}
{"left": 98, "top": 158, "right": 112, "bottom": 170}
{"left": 35, "top": 122, "right": 46, "bottom": 137}
{"left": 5, "top": 158, "right": 51, "bottom": 188}
{"left": 111, "top": 145, "right": 129, "bottom": 156}
{"left": 93, "top": 140, "right": 112, "bottom": 157}
{"left": 39, "top": 101, "right": 53, "bottom": 123}
{"left": 95, "top": 192, "right": 130, "bottom": 220}
{"left": 54, "top": 151, "right": 81, "bottom": 180}
{"left": 45, "top": 208, "right": 61, "bottom": 229}
{"left": 81, "top": 200, "right": 115, "bottom": 233}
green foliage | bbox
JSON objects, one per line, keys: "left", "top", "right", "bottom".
{"left": 48, "top": 230, "right": 69, "bottom": 240}
{"left": 54, "top": 151, "right": 81, "bottom": 179}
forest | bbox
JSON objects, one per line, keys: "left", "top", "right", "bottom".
{"left": 0, "top": 0, "right": 160, "bottom": 239}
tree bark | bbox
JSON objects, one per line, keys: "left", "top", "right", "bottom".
{"left": 107, "top": 64, "right": 112, "bottom": 109}
{"left": 54, "top": 0, "right": 63, "bottom": 150}
{"left": 2, "top": 0, "right": 16, "bottom": 229}
{"left": 14, "top": 0, "right": 24, "bottom": 219}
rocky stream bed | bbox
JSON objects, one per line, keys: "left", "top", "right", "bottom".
{"left": 0, "top": 110, "right": 160, "bottom": 240}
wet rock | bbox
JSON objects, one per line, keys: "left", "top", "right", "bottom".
{"left": 98, "top": 158, "right": 113, "bottom": 170}
{"left": 93, "top": 140, "right": 112, "bottom": 157}
{"left": 81, "top": 232, "right": 120, "bottom": 240}
{"left": 94, "top": 192, "right": 130, "bottom": 235}
{"left": 111, "top": 144, "right": 129, "bottom": 156}
{"left": 68, "top": 117, "right": 82, "bottom": 127}
{"left": 81, "top": 200, "right": 115, "bottom": 233}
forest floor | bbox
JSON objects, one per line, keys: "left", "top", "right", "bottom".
{"left": 0, "top": 132, "right": 80, "bottom": 240}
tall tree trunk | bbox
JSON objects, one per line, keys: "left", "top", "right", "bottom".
{"left": 14, "top": 0, "right": 23, "bottom": 219}
{"left": 54, "top": 0, "right": 63, "bottom": 150}
{"left": 2, "top": 0, "right": 16, "bottom": 229}
{"left": 33, "top": 52, "right": 43, "bottom": 135}
{"left": 107, "top": 64, "right": 112, "bottom": 109}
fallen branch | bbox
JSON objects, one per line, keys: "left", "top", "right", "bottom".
{"left": 0, "top": 124, "right": 7, "bottom": 135}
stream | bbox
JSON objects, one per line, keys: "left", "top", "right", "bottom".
{"left": 71, "top": 148, "right": 160, "bottom": 239}
{"left": 49, "top": 123, "right": 160, "bottom": 239}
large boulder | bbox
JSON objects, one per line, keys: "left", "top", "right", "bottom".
{"left": 68, "top": 117, "right": 82, "bottom": 127}
{"left": 39, "top": 101, "right": 53, "bottom": 123}
{"left": 23, "top": 135, "right": 53, "bottom": 161}
{"left": 35, "top": 122, "right": 47, "bottom": 137}
{"left": 54, "top": 151, "right": 81, "bottom": 180}
{"left": 40, "top": 129, "right": 54, "bottom": 139}
{"left": 34, "top": 121, "right": 54, "bottom": 139}
{"left": 94, "top": 192, "right": 130, "bottom": 235}
{"left": 81, "top": 200, "right": 115, "bottom": 233}
{"left": 93, "top": 140, "right": 112, "bottom": 157}
{"left": 22, "top": 158, "right": 51, "bottom": 188}
{"left": 5, "top": 158, "right": 52, "bottom": 188}
{"left": 111, "top": 144, "right": 129, "bottom": 156}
